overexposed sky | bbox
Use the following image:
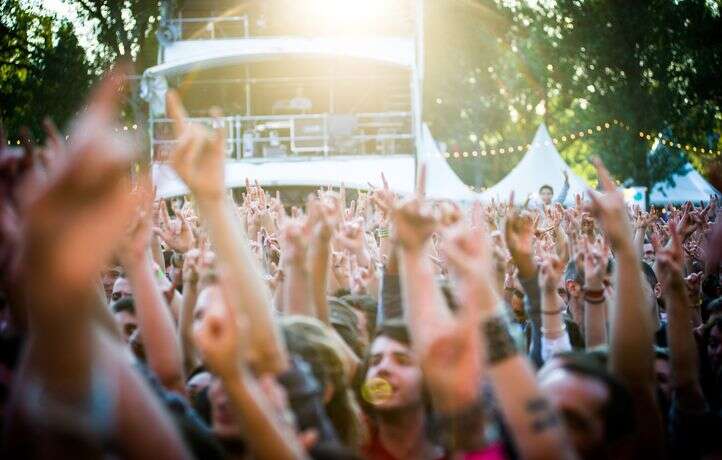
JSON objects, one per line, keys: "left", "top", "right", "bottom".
{"left": 32, "top": 0, "right": 97, "bottom": 53}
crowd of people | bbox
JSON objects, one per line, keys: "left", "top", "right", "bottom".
{"left": 1, "top": 69, "right": 721, "bottom": 459}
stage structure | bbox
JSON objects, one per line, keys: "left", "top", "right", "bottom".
{"left": 142, "top": 0, "right": 474, "bottom": 200}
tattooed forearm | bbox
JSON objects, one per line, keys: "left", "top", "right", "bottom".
{"left": 482, "top": 316, "right": 518, "bottom": 364}
{"left": 526, "top": 397, "right": 560, "bottom": 433}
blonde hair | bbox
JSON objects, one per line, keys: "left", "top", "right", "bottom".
{"left": 281, "top": 316, "right": 367, "bottom": 450}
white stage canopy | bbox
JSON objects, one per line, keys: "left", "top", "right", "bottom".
{"left": 419, "top": 124, "right": 478, "bottom": 202}
{"left": 650, "top": 162, "right": 720, "bottom": 205}
{"left": 153, "top": 123, "right": 475, "bottom": 201}
{"left": 141, "top": 36, "right": 415, "bottom": 116}
{"left": 481, "top": 124, "right": 590, "bottom": 206}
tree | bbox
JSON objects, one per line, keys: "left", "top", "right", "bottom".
{"left": 424, "top": 0, "right": 722, "bottom": 192}
{"left": 0, "top": 0, "right": 92, "bottom": 141}
{"left": 64, "top": 0, "right": 160, "bottom": 120}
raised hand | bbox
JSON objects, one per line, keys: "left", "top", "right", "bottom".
{"left": 307, "top": 192, "right": 341, "bottom": 241}
{"left": 193, "top": 282, "right": 247, "bottom": 378}
{"left": 437, "top": 200, "right": 463, "bottom": 227}
{"left": 505, "top": 210, "right": 534, "bottom": 257}
{"left": 369, "top": 172, "right": 396, "bottom": 218}
{"left": 392, "top": 198, "right": 437, "bottom": 252}
{"left": 20, "top": 67, "right": 139, "bottom": 299}
{"left": 329, "top": 253, "right": 347, "bottom": 292}
{"left": 586, "top": 157, "right": 632, "bottom": 248}
{"left": 538, "top": 252, "right": 564, "bottom": 292}
{"left": 583, "top": 236, "right": 609, "bottom": 290}
{"left": 155, "top": 201, "right": 196, "bottom": 253}
{"left": 279, "top": 217, "right": 311, "bottom": 266}
{"left": 118, "top": 181, "right": 155, "bottom": 266}
{"left": 182, "top": 248, "right": 201, "bottom": 287}
{"left": 166, "top": 90, "right": 225, "bottom": 200}
{"left": 443, "top": 224, "right": 499, "bottom": 311}
{"left": 653, "top": 221, "right": 685, "bottom": 292}
{"left": 336, "top": 218, "right": 365, "bottom": 252}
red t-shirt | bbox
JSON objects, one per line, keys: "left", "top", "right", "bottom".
{"left": 362, "top": 428, "right": 507, "bottom": 460}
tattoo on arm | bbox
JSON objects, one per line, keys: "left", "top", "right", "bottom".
{"left": 526, "top": 397, "right": 560, "bottom": 433}
{"left": 482, "top": 316, "right": 518, "bottom": 364}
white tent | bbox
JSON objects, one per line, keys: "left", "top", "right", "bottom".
{"left": 419, "top": 124, "right": 478, "bottom": 202}
{"left": 650, "top": 162, "right": 719, "bottom": 205}
{"left": 153, "top": 123, "right": 475, "bottom": 201}
{"left": 481, "top": 124, "right": 590, "bottom": 206}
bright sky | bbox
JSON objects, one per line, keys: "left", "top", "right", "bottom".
{"left": 32, "top": 0, "right": 96, "bottom": 53}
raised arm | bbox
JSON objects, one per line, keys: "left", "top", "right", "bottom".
{"left": 587, "top": 158, "right": 665, "bottom": 457}
{"left": 179, "top": 249, "right": 201, "bottom": 375}
{"left": 657, "top": 223, "right": 706, "bottom": 410}
{"left": 583, "top": 237, "right": 609, "bottom": 348}
{"left": 121, "top": 212, "right": 186, "bottom": 395}
{"left": 394, "top": 198, "right": 454, "bottom": 358}
{"left": 194, "top": 284, "right": 308, "bottom": 460}
{"left": 444, "top": 222, "right": 575, "bottom": 460}
{"left": 165, "top": 91, "right": 287, "bottom": 374}
{"left": 7, "top": 69, "right": 191, "bottom": 459}
{"left": 308, "top": 194, "right": 340, "bottom": 324}
{"left": 394, "top": 200, "right": 487, "bottom": 451}
{"left": 506, "top": 210, "right": 543, "bottom": 366}
{"left": 555, "top": 170, "right": 570, "bottom": 204}
{"left": 538, "top": 253, "right": 572, "bottom": 361}
{"left": 280, "top": 218, "right": 314, "bottom": 317}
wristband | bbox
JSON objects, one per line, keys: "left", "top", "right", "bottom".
{"left": 583, "top": 286, "right": 606, "bottom": 304}
{"left": 584, "top": 294, "right": 606, "bottom": 304}
{"left": 376, "top": 227, "right": 390, "bottom": 239}
{"left": 481, "top": 316, "right": 518, "bottom": 365}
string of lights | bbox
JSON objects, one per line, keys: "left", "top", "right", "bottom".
{"left": 6, "top": 121, "right": 720, "bottom": 158}
{"left": 5, "top": 124, "right": 142, "bottom": 146}
{"left": 443, "top": 119, "right": 721, "bottom": 159}
{"left": 638, "top": 130, "right": 721, "bottom": 156}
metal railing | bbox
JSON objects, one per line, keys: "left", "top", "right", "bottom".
{"left": 169, "top": 15, "right": 250, "bottom": 40}
{"left": 150, "top": 112, "right": 414, "bottom": 161}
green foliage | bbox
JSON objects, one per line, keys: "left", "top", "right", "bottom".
{"left": 66, "top": 0, "right": 159, "bottom": 69}
{"left": 0, "top": 0, "right": 92, "bottom": 141}
{"left": 65, "top": 0, "right": 160, "bottom": 122}
{"left": 425, "top": 0, "right": 722, "bottom": 190}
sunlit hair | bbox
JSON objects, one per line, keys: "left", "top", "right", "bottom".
{"left": 281, "top": 315, "right": 367, "bottom": 449}
{"left": 328, "top": 299, "right": 366, "bottom": 358}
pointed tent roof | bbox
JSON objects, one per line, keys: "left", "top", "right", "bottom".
{"left": 481, "top": 124, "right": 590, "bottom": 205}
{"left": 650, "top": 162, "right": 719, "bottom": 205}
{"left": 419, "top": 124, "right": 478, "bottom": 202}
